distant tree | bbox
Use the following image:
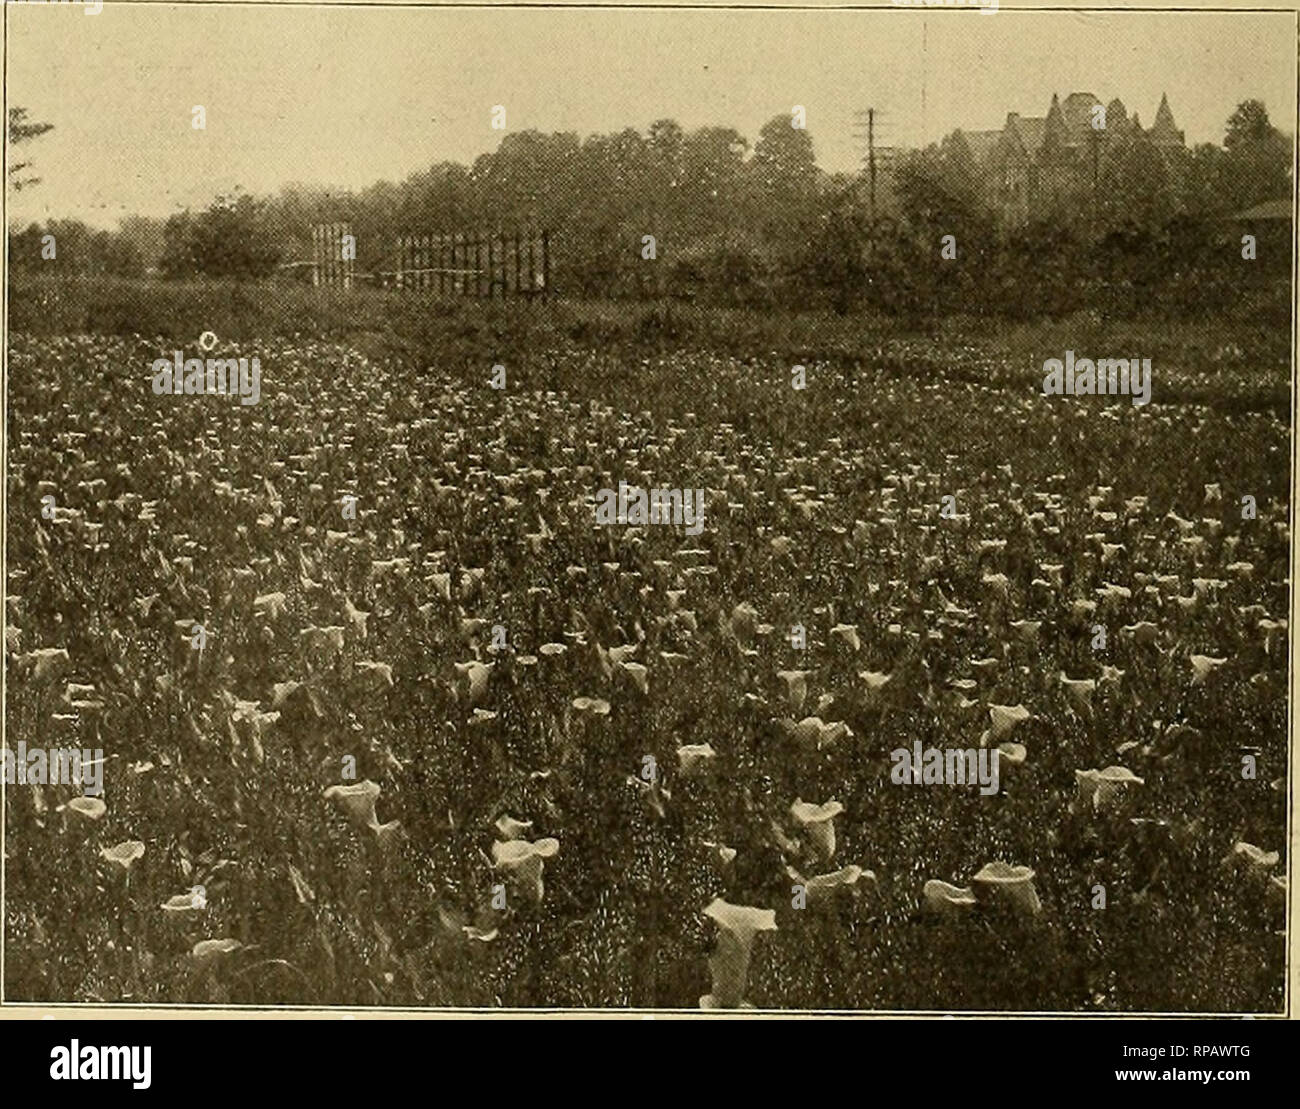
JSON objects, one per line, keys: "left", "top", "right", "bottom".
{"left": 647, "top": 118, "right": 685, "bottom": 191}
{"left": 1097, "top": 134, "right": 1176, "bottom": 231}
{"left": 118, "top": 215, "right": 169, "bottom": 271}
{"left": 8, "top": 107, "right": 54, "bottom": 192}
{"left": 6, "top": 218, "right": 143, "bottom": 276}
{"left": 678, "top": 127, "right": 749, "bottom": 234}
{"left": 159, "top": 192, "right": 282, "bottom": 279}
{"left": 1224, "top": 100, "right": 1277, "bottom": 150}
{"left": 158, "top": 211, "right": 198, "bottom": 278}
{"left": 801, "top": 198, "right": 871, "bottom": 314}
{"left": 644, "top": 119, "right": 687, "bottom": 255}
{"left": 890, "top": 148, "right": 996, "bottom": 316}
{"left": 1176, "top": 143, "right": 1228, "bottom": 217}
{"left": 751, "top": 116, "right": 817, "bottom": 196}
{"left": 1219, "top": 101, "right": 1291, "bottom": 209}
{"left": 7, "top": 223, "right": 49, "bottom": 270}
{"left": 96, "top": 229, "right": 145, "bottom": 277}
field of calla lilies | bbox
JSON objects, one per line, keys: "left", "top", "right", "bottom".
{"left": 4, "top": 326, "right": 1290, "bottom": 1011}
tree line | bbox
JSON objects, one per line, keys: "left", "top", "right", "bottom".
{"left": 8, "top": 102, "right": 1291, "bottom": 320}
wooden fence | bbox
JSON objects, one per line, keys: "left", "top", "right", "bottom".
{"left": 395, "top": 230, "right": 550, "bottom": 298}
{"left": 312, "top": 222, "right": 354, "bottom": 289}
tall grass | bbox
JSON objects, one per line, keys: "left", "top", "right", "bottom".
{"left": 7, "top": 274, "right": 1290, "bottom": 411}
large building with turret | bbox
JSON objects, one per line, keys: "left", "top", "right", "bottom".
{"left": 943, "top": 92, "right": 1185, "bottom": 227}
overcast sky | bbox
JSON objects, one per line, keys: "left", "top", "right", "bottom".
{"left": 6, "top": 4, "right": 1294, "bottom": 228}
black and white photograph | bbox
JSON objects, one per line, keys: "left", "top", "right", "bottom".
{"left": 2, "top": 0, "right": 1295, "bottom": 1027}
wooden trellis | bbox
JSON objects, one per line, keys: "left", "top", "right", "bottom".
{"left": 395, "top": 230, "right": 550, "bottom": 298}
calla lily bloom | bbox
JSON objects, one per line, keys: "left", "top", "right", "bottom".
{"left": 62, "top": 796, "right": 106, "bottom": 821}
{"left": 790, "top": 799, "right": 844, "bottom": 861}
{"left": 972, "top": 862, "right": 1042, "bottom": 916}
{"left": 19, "top": 646, "right": 70, "bottom": 683}
{"left": 1258, "top": 618, "right": 1285, "bottom": 653}
{"left": 1075, "top": 766, "right": 1144, "bottom": 813}
{"left": 776, "top": 670, "right": 812, "bottom": 713}
{"left": 700, "top": 898, "right": 777, "bottom": 1009}
{"left": 161, "top": 890, "right": 206, "bottom": 913}
{"left": 1189, "top": 655, "right": 1227, "bottom": 684}
{"left": 998, "top": 742, "right": 1027, "bottom": 766}
{"left": 784, "top": 716, "right": 852, "bottom": 749}
{"left": 1223, "top": 841, "right": 1279, "bottom": 880}
{"left": 793, "top": 864, "right": 875, "bottom": 905}
{"left": 344, "top": 599, "right": 370, "bottom": 638}
{"left": 859, "top": 670, "right": 892, "bottom": 705}
{"left": 983, "top": 703, "right": 1030, "bottom": 745}
{"left": 454, "top": 660, "right": 493, "bottom": 703}
{"left": 607, "top": 643, "right": 639, "bottom": 665}
{"left": 495, "top": 814, "right": 533, "bottom": 839}
{"left": 324, "top": 780, "right": 401, "bottom": 848}
{"left": 325, "top": 780, "right": 381, "bottom": 827}
{"left": 982, "top": 572, "right": 1010, "bottom": 600}
{"left": 192, "top": 938, "right": 241, "bottom": 966}
{"left": 702, "top": 841, "right": 738, "bottom": 868}
{"left": 492, "top": 837, "right": 560, "bottom": 903}
{"left": 1060, "top": 673, "right": 1096, "bottom": 712}
{"left": 100, "top": 840, "right": 146, "bottom": 870}
{"left": 619, "top": 661, "right": 649, "bottom": 695}
{"left": 830, "top": 624, "right": 861, "bottom": 651}
{"left": 253, "top": 591, "right": 287, "bottom": 620}
{"left": 922, "top": 879, "right": 977, "bottom": 917}
{"left": 676, "top": 743, "right": 718, "bottom": 776}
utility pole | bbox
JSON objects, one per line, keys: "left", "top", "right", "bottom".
{"left": 852, "top": 108, "right": 893, "bottom": 224}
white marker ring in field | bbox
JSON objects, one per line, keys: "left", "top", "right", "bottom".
{"left": 198, "top": 331, "right": 218, "bottom": 351}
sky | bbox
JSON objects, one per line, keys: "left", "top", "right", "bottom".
{"left": 6, "top": 3, "right": 1295, "bottom": 228}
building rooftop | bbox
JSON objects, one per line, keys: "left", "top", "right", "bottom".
{"left": 1227, "top": 198, "right": 1292, "bottom": 222}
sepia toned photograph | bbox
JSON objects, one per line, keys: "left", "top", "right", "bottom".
{"left": 2, "top": 1, "right": 1295, "bottom": 1020}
